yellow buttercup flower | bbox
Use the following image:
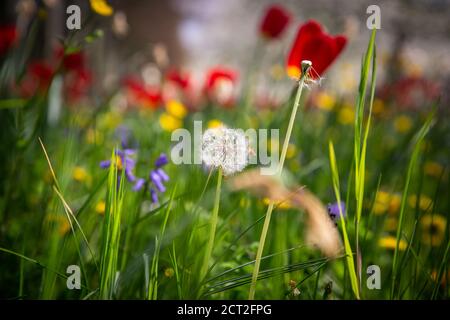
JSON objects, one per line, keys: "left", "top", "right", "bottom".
{"left": 373, "top": 191, "right": 402, "bottom": 215}
{"left": 159, "top": 112, "right": 182, "bottom": 132}
{"left": 166, "top": 99, "right": 187, "bottom": 119}
{"left": 286, "top": 144, "right": 297, "bottom": 159}
{"left": 420, "top": 214, "right": 446, "bottom": 247}
{"left": 99, "top": 111, "right": 122, "bottom": 130}
{"left": 388, "top": 194, "right": 401, "bottom": 215}
{"left": 394, "top": 115, "right": 413, "bottom": 133}
{"left": 73, "top": 166, "right": 89, "bottom": 183}
{"left": 316, "top": 92, "right": 336, "bottom": 111}
{"left": 262, "top": 197, "right": 291, "bottom": 210}
{"left": 338, "top": 105, "right": 354, "bottom": 125}
{"left": 207, "top": 119, "right": 224, "bottom": 129}
{"left": 164, "top": 267, "right": 175, "bottom": 278}
{"left": 86, "top": 128, "right": 104, "bottom": 145}
{"left": 431, "top": 269, "right": 450, "bottom": 286}
{"left": 46, "top": 214, "right": 70, "bottom": 236}
{"left": 407, "top": 194, "right": 433, "bottom": 211}
{"left": 95, "top": 200, "right": 106, "bottom": 215}
{"left": 379, "top": 236, "right": 407, "bottom": 251}
{"left": 372, "top": 98, "right": 385, "bottom": 115}
{"left": 239, "top": 197, "right": 249, "bottom": 208}
{"left": 373, "top": 191, "right": 390, "bottom": 215}
{"left": 90, "top": 0, "right": 113, "bottom": 16}
{"left": 424, "top": 161, "right": 444, "bottom": 178}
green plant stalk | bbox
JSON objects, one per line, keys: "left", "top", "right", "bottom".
{"left": 329, "top": 141, "right": 360, "bottom": 299}
{"left": 248, "top": 62, "right": 310, "bottom": 300}
{"left": 353, "top": 30, "right": 377, "bottom": 290}
{"left": 199, "top": 167, "right": 223, "bottom": 286}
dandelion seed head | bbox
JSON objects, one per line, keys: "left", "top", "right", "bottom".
{"left": 201, "top": 127, "right": 249, "bottom": 176}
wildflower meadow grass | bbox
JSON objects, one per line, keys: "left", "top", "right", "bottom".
{"left": 0, "top": 1, "right": 448, "bottom": 301}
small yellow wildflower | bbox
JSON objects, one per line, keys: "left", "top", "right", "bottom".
{"left": 90, "top": 0, "right": 113, "bottom": 16}
{"left": 262, "top": 197, "right": 291, "bottom": 210}
{"left": 286, "top": 144, "right": 297, "bottom": 159}
{"left": 95, "top": 200, "right": 106, "bottom": 215}
{"left": 338, "top": 105, "right": 354, "bottom": 125}
{"left": 59, "top": 219, "right": 70, "bottom": 236}
{"left": 239, "top": 197, "right": 249, "bottom": 208}
{"left": 378, "top": 236, "right": 407, "bottom": 251}
{"left": 166, "top": 99, "right": 187, "bottom": 119}
{"left": 388, "top": 194, "right": 401, "bottom": 215}
{"left": 73, "top": 166, "right": 89, "bottom": 183}
{"left": 164, "top": 267, "right": 175, "bottom": 278}
{"left": 207, "top": 119, "right": 224, "bottom": 129}
{"left": 420, "top": 214, "right": 447, "bottom": 247}
{"left": 85, "top": 128, "right": 104, "bottom": 145}
{"left": 373, "top": 191, "right": 390, "bottom": 215}
{"left": 99, "top": 111, "right": 122, "bottom": 130}
{"left": 394, "top": 115, "right": 413, "bottom": 133}
{"left": 424, "top": 161, "right": 444, "bottom": 178}
{"left": 431, "top": 269, "right": 449, "bottom": 286}
{"left": 407, "top": 195, "right": 433, "bottom": 211}
{"left": 316, "top": 92, "right": 336, "bottom": 111}
{"left": 372, "top": 98, "right": 385, "bottom": 115}
{"left": 159, "top": 112, "right": 182, "bottom": 132}
{"left": 46, "top": 215, "right": 70, "bottom": 236}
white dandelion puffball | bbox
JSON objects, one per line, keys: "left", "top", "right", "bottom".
{"left": 201, "top": 127, "right": 249, "bottom": 176}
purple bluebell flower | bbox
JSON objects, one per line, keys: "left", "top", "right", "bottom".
{"left": 155, "top": 153, "right": 169, "bottom": 167}
{"left": 132, "top": 178, "right": 146, "bottom": 191}
{"left": 132, "top": 153, "right": 170, "bottom": 203}
{"left": 99, "top": 148, "right": 140, "bottom": 188}
{"left": 327, "top": 201, "right": 346, "bottom": 223}
{"left": 150, "top": 188, "right": 158, "bottom": 204}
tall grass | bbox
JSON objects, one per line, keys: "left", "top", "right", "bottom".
{"left": 99, "top": 150, "right": 126, "bottom": 299}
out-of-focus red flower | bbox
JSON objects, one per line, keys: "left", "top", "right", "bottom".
{"left": 124, "top": 77, "right": 162, "bottom": 109}
{"left": 166, "top": 69, "right": 191, "bottom": 90}
{"left": 379, "top": 76, "right": 440, "bottom": 111}
{"left": 65, "top": 69, "right": 92, "bottom": 103}
{"left": 53, "top": 46, "right": 92, "bottom": 103}
{"left": 0, "top": 25, "right": 18, "bottom": 57}
{"left": 287, "top": 20, "right": 347, "bottom": 79}
{"left": 259, "top": 5, "right": 291, "bottom": 39}
{"left": 54, "top": 46, "right": 87, "bottom": 72}
{"left": 18, "top": 61, "right": 54, "bottom": 97}
{"left": 204, "top": 67, "right": 238, "bottom": 107}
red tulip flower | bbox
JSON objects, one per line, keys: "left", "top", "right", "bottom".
{"left": 18, "top": 61, "right": 54, "bottom": 97}
{"left": 259, "top": 5, "right": 291, "bottom": 39}
{"left": 0, "top": 25, "right": 18, "bottom": 57}
{"left": 124, "top": 77, "right": 162, "bottom": 109}
{"left": 204, "top": 67, "right": 238, "bottom": 107}
{"left": 65, "top": 68, "right": 92, "bottom": 103}
{"left": 287, "top": 20, "right": 347, "bottom": 79}
{"left": 54, "top": 47, "right": 87, "bottom": 72}
{"left": 166, "top": 69, "right": 191, "bottom": 90}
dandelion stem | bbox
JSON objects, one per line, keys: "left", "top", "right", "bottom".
{"left": 248, "top": 62, "right": 311, "bottom": 300}
{"left": 200, "top": 167, "right": 223, "bottom": 286}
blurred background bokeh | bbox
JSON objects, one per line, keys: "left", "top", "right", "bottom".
{"left": 2, "top": 0, "right": 450, "bottom": 102}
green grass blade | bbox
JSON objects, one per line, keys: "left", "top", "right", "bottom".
{"left": 329, "top": 141, "right": 360, "bottom": 299}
